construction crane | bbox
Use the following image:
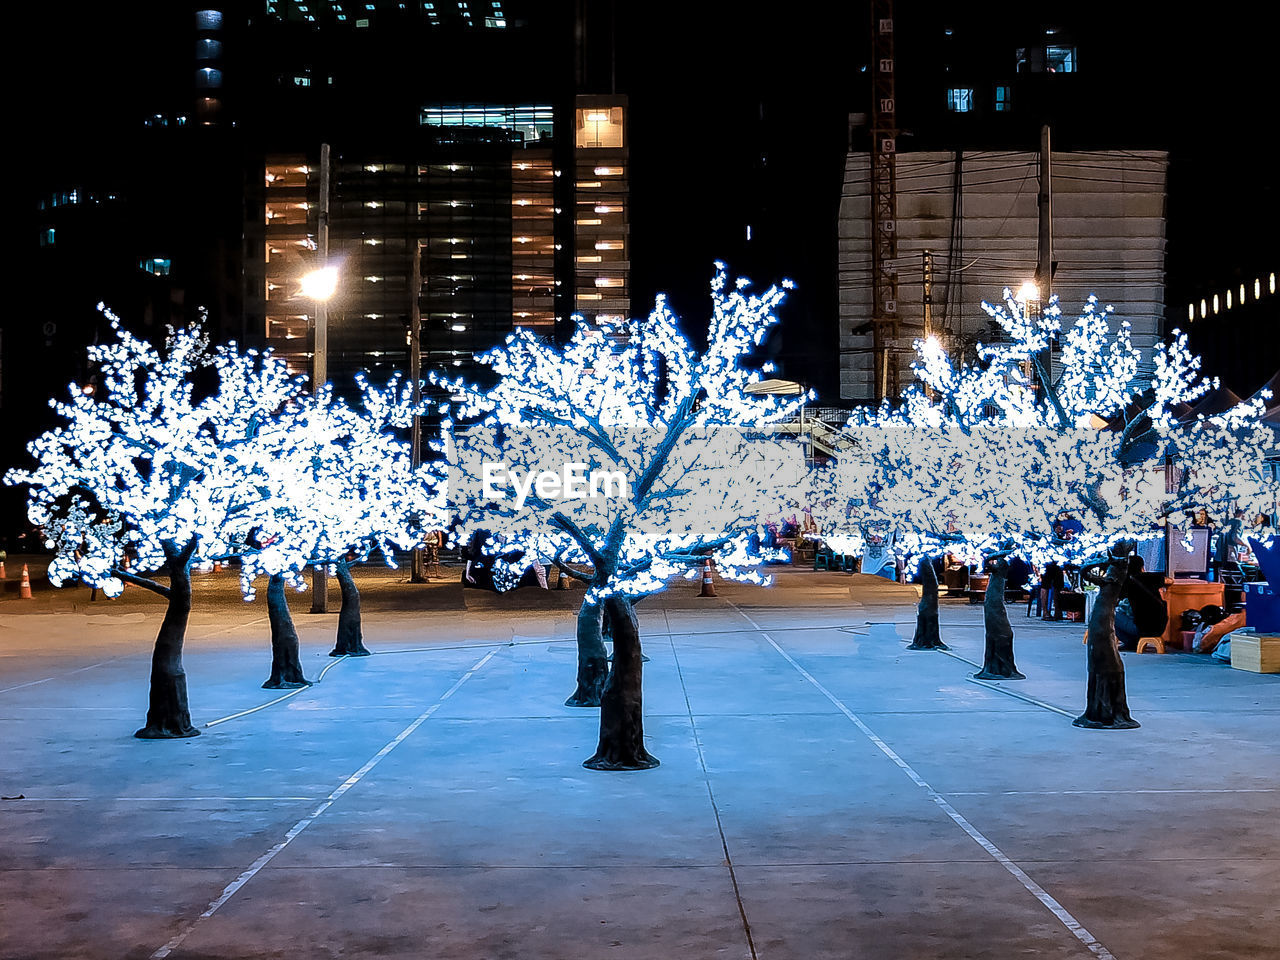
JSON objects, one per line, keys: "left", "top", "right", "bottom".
{"left": 869, "top": 0, "right": 898, "bottom": 401}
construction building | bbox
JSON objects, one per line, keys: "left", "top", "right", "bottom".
{"left": 838, "top": 147, "right": 1169, "bottom": 400}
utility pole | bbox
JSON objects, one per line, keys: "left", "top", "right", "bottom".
{"left": 1034, "top": 124, "right": 1053, "bottom": 384}
{"left": 311, "top": 142, "right": 331, "bottom": 614}
{"left": 922, "top": 249, "right": 934, "bottom": 341}
{"left": 921, "top": 249, "right": 935, "bottom": 400}
{"left": 409, "top": 241, "right": 427, "bottom": 583}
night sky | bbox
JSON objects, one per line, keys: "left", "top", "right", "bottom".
{"left": 14, "top": 2, "right": 1280, "bottom": 397}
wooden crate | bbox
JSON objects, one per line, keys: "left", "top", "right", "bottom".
{"left": 1230, "top": 630, "right": 1280, "bottom": 674}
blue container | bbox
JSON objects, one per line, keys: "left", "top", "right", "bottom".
{"left": 1245, "top": 582, "right": 1280, "bottom": 633}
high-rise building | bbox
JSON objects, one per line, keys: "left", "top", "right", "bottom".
{"left": 241, "top": 1, "right": 629, "bottom": 387}
{"left": 5, "top": 1, "right": 628, "bottom": 539}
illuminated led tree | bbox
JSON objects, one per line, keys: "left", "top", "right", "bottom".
{"left": 873, "top": 290, "right": 1277, "bottom": 727}
{"left": 4, "top": 309, "right": 304, "bottom": 738}
{"left": 234, "top": 375, "right": 447, "bottom": 688}
{"left": 437, "top": 264, "right": 806, "bottom": 770}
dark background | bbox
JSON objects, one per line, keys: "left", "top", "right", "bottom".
{"left": 7, "top": 1, "right": 1277, "bottom": 511}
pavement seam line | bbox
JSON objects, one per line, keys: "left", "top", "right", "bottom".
{"left": 932, "top": 647, "right": 1079, "bottom": 718}
{"left": 728, "top": 602, "right": 1118, "bottom": 960}
{"left": 664, "top": 608, "right": 757, "bottom": 960}
{"left": 149, "top": 647, "right": 499, "bottom": 960}
{"left": 0, "top": 656, "right": 129, "bottom": 695}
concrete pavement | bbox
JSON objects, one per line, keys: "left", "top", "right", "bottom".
{"left": 1, "top": 568, "right": 1277, "bottom": 959}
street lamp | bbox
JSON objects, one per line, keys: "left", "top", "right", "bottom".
{"left": 307, "top": 146, "right": 333, "bottom": 613}
{"left": 302, "top": 262, "right": 337, "bottom": 613}
{"left": 300, "top": 266, "right": 338, "bottom": 302}
{"left": 1015, "top": 281, "right": 1041, "bottom": 389}
{"left": 408, "top": 241, "right": 427, "bottom": 583}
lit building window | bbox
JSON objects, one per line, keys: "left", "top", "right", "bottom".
{"left": 995, "top": 86, "right": 1011, "bottom": 112}
{"left": 139, "top": 258, "right": 172, "bottom": 276}
{"left": 420, "top": 104, "right": 554, "bottom": 144}
{"left": 575, "top": 106, "right": 625, "bottom": 149}
{"left": 1018, "top": 45, "right": 1078, "bottom": 74}
{"left": 1046, "top": 45, "right": 1077, "bottom": 73}
{"left": 946, "top": 88, "right": 974, "bottom": 112}
{"left": 40, "top": 228, "right": 56, "bottom": 247}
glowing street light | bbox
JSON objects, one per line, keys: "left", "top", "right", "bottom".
{"left": 1015, "top": 281, "right": 1042, "bottom": 389}
{"left": 309, "top": 144, "right": 333, "bottom": 614}
{"left": 299, "top": 266, "right": 338, "bottom": 302}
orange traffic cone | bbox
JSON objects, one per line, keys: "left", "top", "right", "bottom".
{"left": 557, "top": 568, "right": 569, "bottom": 590}
{"left": 0, "top": 560, "right": 6, "bottom": 580}
{"left": 19, "top": 564, "right": 33, "bottom": 600}
{"left": 698, "top": 557, "right": 716, "bottom": 598}
{"left": 213, "top": 560, "right": 223, "bottom": 573}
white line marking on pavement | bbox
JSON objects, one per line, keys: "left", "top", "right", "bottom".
{"left": 0, "top": 656, "right": 128, "bottom": 695}
{"left": 150, "top": 648, "right": 498, "bottom": 960}
{"left": 9, "top": 796, "right": 319, "bottom": 802}
{"left": 728, "top": 603, "right": 1118, "bottom": 960}
{"left": 195, "top": 616, "right": 269, "bottom": 640}
{"left": 949, "top": 788, "right": 1278, "bottom": 796}
{"left": 663, "top": 609, "right": 757, "bottom": 960}
{"left": 933, "top": 648, "right": 1079, "bottom": 718}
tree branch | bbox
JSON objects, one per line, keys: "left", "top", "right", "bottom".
{"left": 552, "top": 547, "right": 594, "bottom": 583}
{"left": 1032, "top": 354, "right": 1071, "bottom": 431}
{"left": 110, "top": 567, "right": 170, "bottom": 598}
{"left": 527, "top": 407, "right": 623, "bottom": 465}
{"left": 659, "top": 536, "right": 734, "bottom": 567}
{"left": 633, "top": 395, "right": 697, "bottom": 505}
{"left": 618, "top": 556, "right": 654, "bottom": 579}
{"left": 1117, "top": 396, "right": 1157, "bottom": 455}
{"left": 550, "top": 512, "right": 607, "bottom": 570}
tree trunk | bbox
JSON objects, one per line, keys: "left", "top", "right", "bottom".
{"left": 329, "top": 560, "right": 371, "bottom": 657}
{"left": 1075, "top": 549, "right": 1140, "bottom": 729}
{"left": 975, "top": 557, "right": 1024, "bottom": 679}
{"left": 584, "top": 595, "right": 659, "bottom": 770}
{"left": 565, "top": 598, "right": 609, "bottom": 707}
{"left": 907, "top": 556, "right": 947, "bottom": 650}
{"left": 135, "top": 542, "right": 200, "bottom": 739}
{"left": 262, "top": 573, "right": 312, "bottom": 689}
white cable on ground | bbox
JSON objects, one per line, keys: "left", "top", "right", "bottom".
{"left": 203, "top": 655, "right": 348, "bottom": 728}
